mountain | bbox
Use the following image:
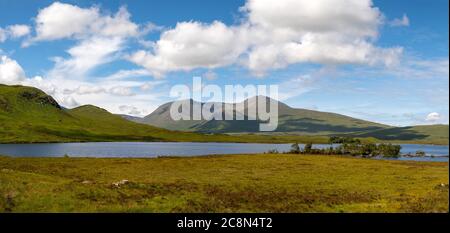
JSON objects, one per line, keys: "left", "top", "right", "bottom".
{"left": 131, "top": 96, "right": 448, "bottom": 144}
{"left": 137, "top": 96, "right": 389, "bottom": 134}
{"left": 0, "top": 84, "right": 234, "bottom": 143}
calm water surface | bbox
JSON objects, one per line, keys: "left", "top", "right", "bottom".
{"left": 0, "top": 142, "right": 448, "bottom": 162}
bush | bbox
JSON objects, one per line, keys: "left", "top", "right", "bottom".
{"left": 304, "top": 143, "right": 313, "bottom": 154}
{"left": 288, "top": 142, "right": 401, "bottom": 158}
{"left": 266, "top": 149, "right": 280, "bottom": 154}
{"left": 329, "top": 136, "right": 361, "bottom": 144}
{"left": 290, "top": 143, "right": 300, "bottom": 154}
{"left": 415, "top": 150, "right": 426, "bottom": 157}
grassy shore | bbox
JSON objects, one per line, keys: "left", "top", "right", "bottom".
{"left": 0, "top": 154, "right": 448, "bottom": 213}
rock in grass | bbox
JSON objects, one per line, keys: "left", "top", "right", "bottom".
{"left": 81, "top": 180, "right": 93, "bottom": 185}
{"left": 111, "top": 179, "right": 129, "bottom": 188}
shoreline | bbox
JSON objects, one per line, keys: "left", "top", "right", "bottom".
{"left": 0, "top": 139, "right": 448, "bottom": 146}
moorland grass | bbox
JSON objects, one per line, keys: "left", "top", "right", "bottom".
{"left": 0, "top": 154, "right": 447, "bottom": 213}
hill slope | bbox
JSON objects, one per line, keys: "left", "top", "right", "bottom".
{"left": 355, "top": 124, "right": 449, "bottom": 145}
{"left": 0, "top": 85, "right": 233, "bottom": 143}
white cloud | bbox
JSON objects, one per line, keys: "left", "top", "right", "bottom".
{"left": 60, "top": 95, "right": 79, "bottom": 108}
{"left": 23, "top": 2, "right": 141, "bottom": 81}
{"left": 7, "top": 25, "right": 31, "bottom": 38}
{"left": 109, "top": 86, "right": 134, "bottom": 96}
{"left": 128, "top": 21, "right": 247, "bottom": 77}
{"left": 0, "top": 28, "right": 6, "bottom": 42}
{"left": 389, "top": 14, "right": 410, "bottom": 27}
{"left": 63, "top": 85, "right": 105, "bottom": 95}
{"left": 0, "top": 24, "right": 30, "bottom": 42}
{"left": 25, "top": 2, "right": 150, "bottom": 83}
{"left": 243, "top": 0, "right": 381, "bottom": 38}
{"left": 140, "top": 81, "right": 163, "bottom": 91}
{"left": 129, "top": 0, "right": 402, "bottom": 77}
{"left": 22, "top": 75, "right": 58, "bottom": 95}
{"left": 119, "top": 105, "right": 142, "bottom": 115}
{"left": 0, "top": 55, "right": 27, "bottom": 84}
{"left": 49, "top": 36, "right": 124, "bottom": 79}
{"left": 425, "top": 112, "right": 441, "bottom": 122}
{"left": 242, "top": 0, "right": 401, "bottom": 75}
{"left": 104, "top": 69, "right": 151, "bottom": 80}
{"left": 29, "top": 2, "right": 138, "bottom": 42}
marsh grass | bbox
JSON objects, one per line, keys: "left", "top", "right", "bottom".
{"left": 0, "top": 154, "right": 448, "bottom": 213}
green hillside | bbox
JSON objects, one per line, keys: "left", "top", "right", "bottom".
{"left": 355, "top": 124, "right": 449, "bottom": 145}
{"left": 0, "top": 84, "right": 217, "bottom": 143}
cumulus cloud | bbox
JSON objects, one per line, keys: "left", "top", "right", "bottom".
{"left": 129, "top": 0, "right": 402, "bottom": 77}
{"left": 242, "top": 0, "right": 401, "bottom": 75}
{"left": 0, "top": 55, "right": 27, "bottom": 84}
{"left": 7, "top": 25, "right": 31, "bottom": 38}
{"left": 425, "top": 112, "right": 441, "bottom": 122}
{"left": 29, "top": 2, "right": 138, "bottom": 42}
{"left": 0, "top": 24, "right": 30, "bottom": 42}
{"left": 20, "top": 2, "right": 149, "bottom": 82}
{"left": 128, "top": 21, "right": 247, "bottom": 77}
{"left": 389, "top": 14, "right": 410, "bottom": 27}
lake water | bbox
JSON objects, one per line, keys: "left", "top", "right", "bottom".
{"left": 0, "top": 142, "right": 448, "bottom": 161}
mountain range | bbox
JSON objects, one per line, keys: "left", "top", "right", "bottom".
{"left": 124, "top": 97, "right": 449, "bottom": 144}
{"left": 135, "top": 97, "right": 387, "bottom": 134}
{"left": 0, "top": 84, "right": 448, "bottom": 144}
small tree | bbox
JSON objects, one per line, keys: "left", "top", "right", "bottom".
{"left": 304, "top": 143, "right": 313, "bottom": 154}
{"left": 415, "top": 150, "right": 426, "bottom": 157}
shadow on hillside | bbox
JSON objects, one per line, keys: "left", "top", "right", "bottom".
{"left": 357, "top": 127, "right": 428, "bottom": 140}
{"left": 276, "top": 119, "right": 384, "bottom": 134}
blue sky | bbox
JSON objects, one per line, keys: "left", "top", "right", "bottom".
{"left": 0, "top": 0, "right": 448, "bottom": 126}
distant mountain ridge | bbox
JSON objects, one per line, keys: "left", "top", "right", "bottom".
{"left": 122, "top": 96, "right": 448, "bottom": 144}
{"left": 134, "top": 96, "right": 388, "bottom": 134}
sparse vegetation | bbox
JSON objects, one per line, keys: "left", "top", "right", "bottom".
{"left": 329, "top": 136, "right": 361, "bottom": 144}
{"left": 287, "top": 142, "right": 402, "bottom": 158}
{"left": 415, "top": 150, "right": 426, "bottom": 157}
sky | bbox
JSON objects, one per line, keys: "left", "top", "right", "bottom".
{"left": 0, "top": 0, "right": 448, "bottom": 126}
